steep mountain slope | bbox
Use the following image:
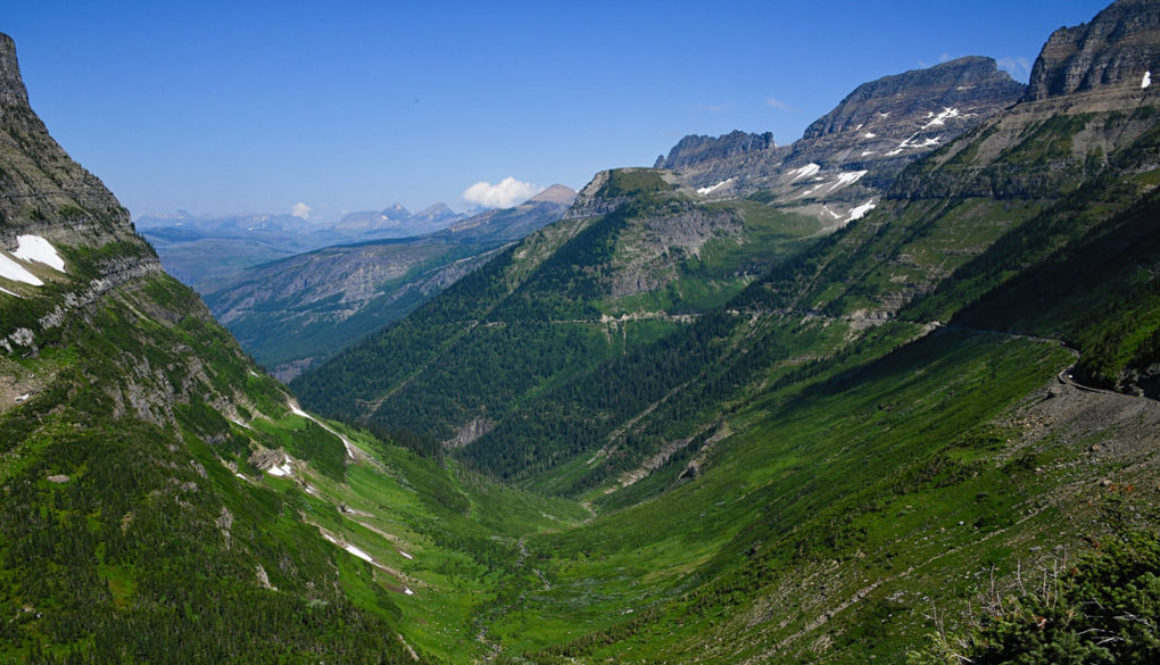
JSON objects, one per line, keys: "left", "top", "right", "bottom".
{"left": 205, "top": 185, "right": 576, "bottom": 381}
{"left": 7, "top": 1, "right": 1160, "bottom": 663}
{"left": 294, "top": 3, "right": 1160, "bottom": 661}
{"left": 0, "top": 33, "right": 583, "bottom": 665}
{"left": 292, "top": 168, "right": 826, "bottom": 446}
{"left": 443, "top": 0, "right": 1160, "bottom": 496}
{"left": 293, "top": 57, "right": 1024, "bottom": 456}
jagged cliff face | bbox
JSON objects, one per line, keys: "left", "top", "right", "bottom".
{"left": 0, "top": 35, "right": 163, "bottom": 357}
{"left": 802, "top": 56, "right": 1025, "bottom": 139}
{"left": 0, "top": 35, "right": 143, "bottom": 249}
{"left": 1026, "top": 0, "right": 1160, "bottom": 101}
{"left": 654, "top": 130, "right": 777, "bottom": 171}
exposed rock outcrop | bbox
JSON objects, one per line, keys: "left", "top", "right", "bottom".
{"left": 803, "top": 57, "right": 1025, "bottom": 140}
{"left": 1026, "top": 0, "right": 1160, "bottom": 101}
{"left": 655, "top": 131, "right": 776, "bottom": 171}
{"left": 0, "top": 33, "right": 29, "bottom": 108}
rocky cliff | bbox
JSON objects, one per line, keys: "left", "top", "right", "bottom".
{"left": 654, "top": 130, "right": 776, "bottom": 171}
{"left": 1026, "top": 0, "right": 1160, "bottom": 101}
{"left": 0, "top": 34, "right": 145, "bottom": 251}
{"left": 1, "top": 34, "right": 163, "bottom": 357}
{"left": 802, "top": 56, "right": 1024, "bottom": 140}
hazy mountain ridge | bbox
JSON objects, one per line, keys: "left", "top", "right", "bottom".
{"left": 139, "top": 200, "right": 469, "bottom": 293}
{"left": 204, "top": 187, "right": 576, "bottom": 380}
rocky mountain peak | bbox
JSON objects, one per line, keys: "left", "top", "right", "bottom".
{"left": 802, "top": 57, "right": 1024, "bottom": 140}
{"left": 1025, "top": 0, "right": 1160, "bottom": 101}
{"left": 414, "top": 202, "right": 455, "bottom": 221}
{"left": 0, "top": 33, "right": 137, "bottom": 250}
{"left": 655, "top": 130, "right": 775, "bottom": 170}
{"left": 528, "top": 184, "right": 578, "bottom": 205}
{"left": 0, "top": 33, "right": 29, "bottom": 109}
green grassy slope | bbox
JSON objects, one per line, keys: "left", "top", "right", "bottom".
{"left": 292, "top": 169, "right": 823, "bottom": 449}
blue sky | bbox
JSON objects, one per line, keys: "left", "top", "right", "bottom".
{"left": 5, "top": 0, "right": 1111, "bottom": 221}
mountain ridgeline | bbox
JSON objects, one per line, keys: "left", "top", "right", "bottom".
{"left": 7, "top": 1, "right": 1160, "bottom": 664}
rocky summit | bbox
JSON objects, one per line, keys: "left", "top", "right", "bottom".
{"left": 1027, "top": 0, "right": 1160, "bottom": 101}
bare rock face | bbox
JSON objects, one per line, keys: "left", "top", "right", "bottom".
{"left": 0, "top": 32, "right": 142, "bottom": 250}
{"left": 803, "top": 57, "right": 1025, "bottom": 140}
{"left": 655, "top": 131, "right": 776, "bottom": 171}
{"left": 1026, "top": 0, "right": 1160, "bottom": 101}
{"left": 0, "top": 34, "right": 29, "bottom": 108}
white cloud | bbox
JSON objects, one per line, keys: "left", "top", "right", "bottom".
{"left": 462, "top": 177, "right": 542, "bottom": 209}
{"left": 765, "top": 97, "right": 797, "bottom": 112}
{"left": 997, "top": 56, "right": 1033, "bottom": 81}
{"left": 291, "top": 202, "right": 311, "bottom": 220}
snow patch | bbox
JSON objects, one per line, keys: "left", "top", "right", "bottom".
{"left": 696, "top": 178, "right": 734, "bottom": 196}
{"left": 847, "top": 200, "right": 878, "bottom": 222}
{"left": 235, "top": 473, "right": 248, "bottom": 480}
{"left": 0, "top": 254, "right": 43, "bottom": 286}
{"left": 266, "top": 458, "right": 293, "bottom": 477}
{"left": 403, "top": 587, "right": 415, "bottom": 596}
{"left": 13, "top": 235, "right": 65, "bottom": 272}
{"left": 0, "top": 286, "right": 21, "bottom": 298}
{"left": 344, "top": 544, "right": 375, "bottom": 564}
{"left": 861, "top": 151, "right": 875, "bottom": 157}
{"left": 322, "top": 533, "right": 339, "bottom": 545}
{"left": 15, "top": 393, "right": 31, "bottom": 403}
{"left": 788, "top": 163, "right": 821, "bottom": 183}
{"left": 1144, "top": 71, "right": 1153, "bottom": 89}
{"left": 398, "top": 549, "right": 414, "bottom": 560}
{"left": 922, "top": 107, "right": 961, "bottom": 130}
{"left": 862, "top": 132, "right": 877, "bottom": 139}
{"left": 826, "top": 170, "right": 868, "bottom": 193}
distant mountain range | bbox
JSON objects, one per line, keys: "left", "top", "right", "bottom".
{"left": 136, "top": 200, "right": 470, "bottom": 293}
{"left": 204, "top": 185, "right": 577, "bottom": 380}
